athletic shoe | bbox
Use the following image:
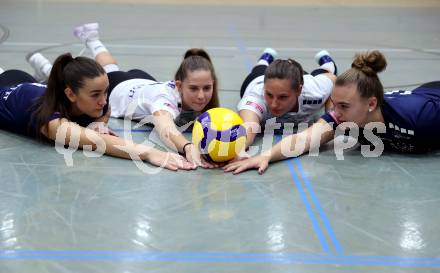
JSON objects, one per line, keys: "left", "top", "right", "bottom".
{"left": 258, "top": 48, "right": 278, "bottom": 65}
{"left": 26, "top": 52, "right": 52, "bottom": 82}
{"left": 73, "top": 22, "right": 100, "bottom": 43}
{"left": 314, "top": 50, "right": 337, "bottom": 75}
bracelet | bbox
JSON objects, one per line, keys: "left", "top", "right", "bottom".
{"left": 182, "top": 142, "right": 193, "bottom": 156}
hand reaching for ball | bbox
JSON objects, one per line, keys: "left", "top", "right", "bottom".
{"left": 184, "top": 143, "right": 219, "bottom": 169}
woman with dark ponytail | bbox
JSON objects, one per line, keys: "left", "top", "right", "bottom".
{"left": 225, "top": 50, "right": 440, "bottom": 174}
{"left": 67, "top": 23, "right": 220, "bottom": 169}
{"left": 237, "top": 48, "right": 337, "bottom": 150}
{"left": 0, "top": 53, "right": 192, "bottom": 171}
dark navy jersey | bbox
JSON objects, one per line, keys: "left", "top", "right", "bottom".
{"left": 0, "top": 83, "right": 99, "bottom": 137}
{"left": 321, "top": 82, "right": 440, "bottom": 153}
{"left": 0, "top": 83, "right": 48, "bottom": 136}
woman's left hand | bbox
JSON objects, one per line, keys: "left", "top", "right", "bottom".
{"left": 185, "top": 144, "right": 221, "bottom": 169}
{"left": 222, "top": 154, "right": 270, "bottom": 175}
{"left": 146, "top": 149, "right": 194, "bottom": 171}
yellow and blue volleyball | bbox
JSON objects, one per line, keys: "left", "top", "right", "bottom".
{"left": 192, "top": 107, "right": 247, "bottom": 162}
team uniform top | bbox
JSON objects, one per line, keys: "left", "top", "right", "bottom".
{"left": 237, "top": 74, "right": 334, "bottom": 124}
{"left": 0, "top": 83, "right": 100, "bottom": 137}
{"left": 321, "top": 83, "right": 440, "bottom": 153}
{"left": 109, "top": 79, "right": 182, "bottom": 120}
{"left": 0, "top": 83, "right": 53, "bottom": 136}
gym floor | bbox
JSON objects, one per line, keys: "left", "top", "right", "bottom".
{"left": 1, "top": 0, "right": 440, "bottom": 272}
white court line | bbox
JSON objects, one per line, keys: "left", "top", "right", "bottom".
{"left": 3, "top": 42, "right": 440, "bottom": 53}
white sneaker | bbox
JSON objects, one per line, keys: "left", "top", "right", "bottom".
{"left": 315, "top": 50, "right": 331, "bottom": 64}
{"left": 314, "top": 50, "right": 337, "bottom": 75}
{"left": 73, "top": 23, "right": 100, "bottom": 44}
{"left": 0, "top": 67, "right": 4, "bottom": 74}
{"left": 26, "top": 52, "right": 52, "bottom": 82}
{"left": 259, "top": 48, "right": 278, "bottom": 64}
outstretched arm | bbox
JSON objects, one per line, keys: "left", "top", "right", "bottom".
{"left": 239, "top": 109, "right": 262, "bottom": 149}
{"left": 223, "top": 118, "right": 335, "bottom": 174}
{"left": 152, "top": 110, "right": 216, "bottom": 169}
{"left": 43, "top": 118, "right": 193, "bottom": 171}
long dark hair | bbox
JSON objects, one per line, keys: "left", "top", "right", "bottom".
{"left": 174, "top": 48, "right": 219, "bottom": 112}
{"left": 32, "top": 53, "right": 106, "bottom": 139}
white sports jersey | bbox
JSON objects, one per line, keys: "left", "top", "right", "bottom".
{"left": 109, "top": 79, "right": 182, "bottom": 120}
{"left": 237, "top": 74, "right": 333, "bottom": 124}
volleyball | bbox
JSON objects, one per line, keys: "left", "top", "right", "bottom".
{"left": 192, "top": 108, "right": 247, "bottom": 162}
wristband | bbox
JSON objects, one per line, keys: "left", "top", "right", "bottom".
{"left": 182, "top": 142, "right": 193, "bottom": 157}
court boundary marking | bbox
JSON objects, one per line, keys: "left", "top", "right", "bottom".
{"left": 1, "top": 250, "right": 440, "bottom": 267}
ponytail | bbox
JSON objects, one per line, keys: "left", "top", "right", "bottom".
{"left": 32, "top": 53, "right": 105, "bottom": 139}
{"left": 183, "top": 48, "right": 212, "bottom": 63}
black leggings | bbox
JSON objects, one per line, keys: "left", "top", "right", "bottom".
{"left": 107, "top": 69, "right": 157, "bottom": 93}
{"left": 240, "top": 65, "right": 267, "bottom": 98}
{"left": 239, "top": 65, "right": 329, "bottom": 98}
{"left": 0, "top": 70, "right": 37, "bottom": 87}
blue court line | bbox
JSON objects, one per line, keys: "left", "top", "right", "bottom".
{"left": 228, "top": 24, "right": 254, "bottom": 72}
{"left": 1, "top": 250, "right": 440, "bottom": 266}
{"left": 274, "top": 134, "right": 342, "bottom": 255}
{"left": 294, "top": 158, "right": 344, "bottom": 255}
{"left": 3, "top": 250, "right": 440, "bottom": 261}
{"left": 286, "top": 159, "right": 331, "bottom": 254}
{"left": 273, "top": 135, "right": 330, "bottom": 254}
